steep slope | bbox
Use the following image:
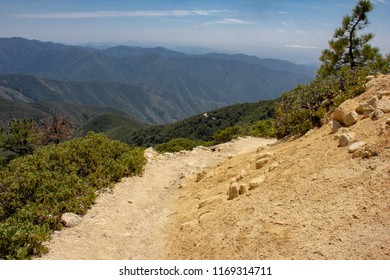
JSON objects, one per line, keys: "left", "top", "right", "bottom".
{"left": 40, "top": 74, "right": 389, "bottom": 260}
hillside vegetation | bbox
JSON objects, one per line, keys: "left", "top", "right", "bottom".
{"left": 0, "top": 133, "right": 146, "bottom": 259}
{"left": 125, "top": 100, "right": 275, "bottom": 147}
{"left": 79, "top": 113, "right": 147, "bottom": 142}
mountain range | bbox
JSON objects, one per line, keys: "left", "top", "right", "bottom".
{"left": 0, "top": 37, "right": 315, "bottom": 127}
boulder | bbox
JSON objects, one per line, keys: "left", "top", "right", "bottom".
{"left": 333, "top": 99, "right": 359, "bottom": 126}
{"left": 61, "top": 213, "right": 82, "bottom": 228}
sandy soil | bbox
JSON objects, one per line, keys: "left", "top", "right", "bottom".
{"left": 40, "top": 75, "right": 390, "bottom": 260}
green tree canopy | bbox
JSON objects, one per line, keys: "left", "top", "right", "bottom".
{"left": 318, "top": 0, "right": 381, "bottom": 76}
{"left": 0, "top": 118, "right": 42, "bottom": 156}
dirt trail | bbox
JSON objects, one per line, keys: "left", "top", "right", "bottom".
{"left": 40, "top": 138, "right": 274, "bottom": 259}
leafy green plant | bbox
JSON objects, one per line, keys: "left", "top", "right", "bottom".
{"left": 249, "top": 119, "right": 276, "bottom": 138}
{"left": 0, "top": 132, "right": 146, "bottom": 259}
{"left": 213, "top": 126, "right": 242, "bottom": 144}
{"left": 154, "top": 138, "right": 210, "bottom": 153}
{"left": 0, "top": 118, "right": 42, "bottom": 157}
{"left": 274, "top": 66, "right": 369, "bottom": 138}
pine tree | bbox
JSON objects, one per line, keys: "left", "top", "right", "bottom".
{"left": 0, "top": 118, "right": 42, "bottom": 156}
{"left": 318, "top": 0, "right": 381, "bottom": 76}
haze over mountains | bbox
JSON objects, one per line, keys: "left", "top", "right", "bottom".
{"left": 0, "top": 37, "right": 315, "bottom": 126}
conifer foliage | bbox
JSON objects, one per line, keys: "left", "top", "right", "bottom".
{"left": 318, "top": 0, "right": 380, "bottom": 75}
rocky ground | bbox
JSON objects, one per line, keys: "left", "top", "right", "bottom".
{"left": 40, "top": 74, "right": 390, "bottom": 260}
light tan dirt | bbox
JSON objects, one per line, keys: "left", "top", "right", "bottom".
{"left": 40, "top": 75, "right": 390, "bottom": 260}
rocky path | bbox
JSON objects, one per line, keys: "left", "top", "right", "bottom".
{"left": 40, "top": 137, "right": 275, "bottom": 259}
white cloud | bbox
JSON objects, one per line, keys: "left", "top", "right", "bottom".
{"left": 14, "top": 9, "right": 225, "bottom": 19}
{"left": 285, "top": 44, "right": 318, "bottom": 49}
{"left": 205, "top": 18, "right": 253, "bottom": 26}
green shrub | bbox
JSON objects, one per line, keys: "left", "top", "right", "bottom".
{"left": 213, "top": 126, "right": 242, "bottom": 144}
{"left": 249, "top": 119, "right": 276, "bottom": 138}
{"left": 154, "top": 138, "right": 209, "bottom": 153}
{"left": 274, "top": 66, "right": 369, "bottom": 138}
{"left": 0, "top": 132, "right": 146, "bottom": 259}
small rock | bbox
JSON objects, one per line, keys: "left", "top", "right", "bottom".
{"left": 236, "top": 169, "right": 245, "bottom": 181}
{"left": 361, "top": 151, "right": 371, "bottom": 159}
{"left": 257, "top": 152, "right": 273, "bottom": 159}
{"left": 330, "top": 120, "right": 343, "bottom": 134}
{"left": 257, "top": 146, "right": 266, "bottom": 153}
{"left": 343, "top": 111, "right": 359, "bottom": 127}
{"left": 379, "top": 122, "right": 387, "bottom": 135}
{"left": 348, "top": 141, "right": 366, "bottom": 153}
{"left": 377, "top": 96, "right": 390, "bottom": 113}
{"left": 228, "top": 181, "right": 239, "bottom": 200}
{"left": 61, "top": 213, "right": 82, "bottom": 228}
{"left": 195, "top": 170, "right": 207, "bottom": 182}
{"left": 180, "top": 219, "right": 198, "bottom": 231}
{"left": 378, "top": 90, "right": 390, "bottom": 99}
{"left": 255, "top": 158, "right": 269, "bottom": 169}
{"left": 352, "top": 150, "right": 363, "bottom": 158}
{"left": 372, "top": 109, "right": 385, "bottom": 120}
{"left": 364, "top": 143, "right": 379, "bottom": 157}
{"left": 386, "top": 118, "right": 390, "bottom": 125}
{"left": 239, "top": 183, "right": 247, "bottom": 195}
{"left": 357, "top": 97, "right": 378, "bottom": 117}
{"left": 338, "top": 132, "right": 356, "bottom": 147}
{"left": 268, "top": 162, "right": 279, "bottom": 172}
{"left": 249, "top": 176, "right": 265, "bottom": 190}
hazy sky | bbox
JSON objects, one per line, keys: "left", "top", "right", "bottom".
{"left": 1, "top": 0, "right": 389, "bottom": 63}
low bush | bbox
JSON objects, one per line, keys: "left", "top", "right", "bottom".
{"left": 213, "top": 126, "right": 242, "bottom": 144}
{"left": 249, "top": 119, "right": 276, "bottom": 138}
{"left": 274, "top": 66, "right": 369, "bottom": 138}
{"left": 154, "top": 138, "right": 210, "bottom": 153}
{"left": 0, "top": 132, "right": 146, "bottom": 259}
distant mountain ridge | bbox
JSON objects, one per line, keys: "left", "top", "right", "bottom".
{"left": 0, "top": 73, "right": 212, "bottom": 124}
{"left": 0, "top": 37, "right": 314, "bottom": 125}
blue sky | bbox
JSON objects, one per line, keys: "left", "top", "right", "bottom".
{"left": 0, "top": 0, "right": 389, "bottom": 63}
